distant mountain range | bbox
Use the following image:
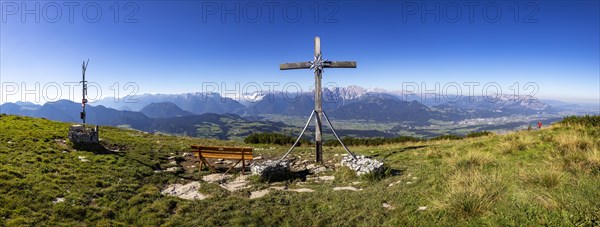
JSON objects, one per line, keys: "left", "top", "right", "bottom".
{"left": 94, "top": 92, "right": 246, "bottom": 114}
{"left": 0, "top": 100, "right": 287, "bottom": 140}
{"left": 92, "top": 85, "right": 571, "bottom": 120}
{"left": 1, "top": 85, "right": 596, "bottom": 139}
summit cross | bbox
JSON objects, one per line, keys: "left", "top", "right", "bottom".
{"left": 279, "top": 36, "right": 357, "bottom": 163}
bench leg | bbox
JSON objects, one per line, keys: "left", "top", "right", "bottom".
{"left": 198, "top": 159, "right": 205, "bottom": 178}
{"left": 199, "top": 155, "right": 216, "bottom": 173}
{"left": 225, "top": 159, "right": 242, "bottom": 174}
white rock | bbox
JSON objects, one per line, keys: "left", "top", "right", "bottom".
{"left": 52, "top": 197, "right": 65, "bottom": 204}
{"left": 383, "top": 203, "right": 394, "bottom": 209}
{"left": 202, "top": 174, "right": 230, "bottom": 183}
{"left": 270, "top": 186, "right": 286, "bottom": 191}
{"left": 182, "top": 152, "right": 194, "bottom": 157}
{"left": 251, "top": 160, "right": 290, "bottom": 179}
{"left": 161, "top": 181, "right": 207, "bottom": 200}
{"left": 333, "top": 186, "right": 361, "bottom": 191}
{"left": 78, "top": 156, "right": 89, "bottom": 162}
{"left": 288, "top": 188, "right": 314, "bottom": 193}
{"left": 220, "top": 175, "right": 250, "bottom": 192}
{"left": 341, "top": 155, "right": 384, "bottom": 176}
{"left": 318, "top": 176, "right": 335, "bottom": 181}
{"left": 388, "top": 180, "right": 402, "bottom": 187}
{"left": 310, "top": 166, "right": 327, "bottom": 174}
{"left": 166, "top": 167, "right": 180, "bottom": 172}
{"left": 250, "top": 189, "right": 270, "bottom": 199}
{"left": 417, "top": 206, "right": 427, "bottom": 211}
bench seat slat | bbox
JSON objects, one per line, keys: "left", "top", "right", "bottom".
{"left": 194, "top": 152, "right": 253, "bottom": 160}
{"left": 192, "top": 145, "right": 252, "bottom": 152}
{"left": 191, "top": 145, "right": 254, "bottom": 174}
{"left": 194, "top": 150, "right": 253, "bottom": 155}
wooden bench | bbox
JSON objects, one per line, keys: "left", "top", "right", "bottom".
{"left": 191, "top": 145, "right": 253, "bottom": 174}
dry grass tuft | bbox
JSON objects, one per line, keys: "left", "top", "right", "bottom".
{"left": 424, "top": 146, "right": 454, "bottom": 159}
{"left": 454, "top": 151, "right": 494, "bottom": 170}
{"left": 535, "top": 193, "right": 560, "bottom": 210}
{"left": 552, "top": 131, "right": 599, "bottom": 174}
{"left": 584, "top": 150, "right": 600, "bottom": 174}
{"left": 554, "top": 132, "right": 596, "bottom": 154}
{"left": 442, "top": 171, "right": 507, "bottom": 218}
{"left": 527, "top": 167, "right": 563, "bottom": 189}
{"left": 499, "top": 133, "right": 530, "bottom": 154}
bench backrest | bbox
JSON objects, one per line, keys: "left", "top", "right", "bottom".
{"left": 191, "top": 145, "right": 253, "bottom": 160}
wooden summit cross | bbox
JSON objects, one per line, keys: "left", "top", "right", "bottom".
{"left": 279, "top": 36, "right": 357, "bottom": 163}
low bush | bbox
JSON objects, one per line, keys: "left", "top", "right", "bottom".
{"left": 244, "top": 132, "right": 309, "bottom": 146}
{"left": 560, "top": 115, "right": 600, "bottom": 127}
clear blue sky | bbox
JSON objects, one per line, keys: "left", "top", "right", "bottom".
{"left": 1, "top": 0, "right": 599, "bottom": 104}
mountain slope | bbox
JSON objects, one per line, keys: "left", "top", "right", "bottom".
{"left": 140, "top": 102, "right": 194, "bottom": 118}
{"left": 330, "top": 93, "right": 435, "bottom": 124}
{"left": 94, "top": 93, "right": 246, "bottom": 114}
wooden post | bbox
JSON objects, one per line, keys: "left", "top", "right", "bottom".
{"left": 314, "top": 37, "right": 323, "bottom": 163}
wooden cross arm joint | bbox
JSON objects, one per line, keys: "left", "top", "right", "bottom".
{"left": 279, "top": 61, "right": 357, "bottom": 70}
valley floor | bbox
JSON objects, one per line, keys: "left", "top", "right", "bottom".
{"left": 0, "top": 114, "right": 599, "bottom": 226}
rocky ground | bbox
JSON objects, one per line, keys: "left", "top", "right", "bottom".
{"left": 159, "top": 152, "right": 385, "bottom": 201}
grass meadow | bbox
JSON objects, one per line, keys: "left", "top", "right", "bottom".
{"left": 0, "top": 114, "right": 598, "bottom": 226}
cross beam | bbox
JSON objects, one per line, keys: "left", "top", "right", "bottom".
{"left": 279, "top": 37, "right": 357, "bottom": 163}
{"left": 280, "top": 61, "right": 357, "bottom": 70}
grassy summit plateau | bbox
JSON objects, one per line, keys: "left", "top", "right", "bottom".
{"left": 0, "top": 114, "right": 598, "bottom": 226}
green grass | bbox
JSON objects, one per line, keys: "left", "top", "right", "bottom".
{"left": 0, "top": 114, "right": 599, "bottom": 226}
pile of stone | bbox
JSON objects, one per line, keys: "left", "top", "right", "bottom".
{"left": 251, "top": 160, "right": 291, "bottom": 180}
{"left": 341, "top": 155, "right": 384, "bottom": 176}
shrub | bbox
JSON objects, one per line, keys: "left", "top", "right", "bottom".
{"left": 324, "top": 136, "right": 422, "bottom": 147}
{"left": 244, "top": 132, "right": 309, "bottom": 146}
{"left": 431, "top": 134, "right": 464, "bottom": 141}
{"left": 466, "top": 131, "right": 494, "bottom": 138}
{"left": 560, "top": 115, "right": 600, "bottom": 127}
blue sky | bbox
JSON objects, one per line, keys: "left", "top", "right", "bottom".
{"left": 1, "top": 0, "right": 599, "bottom": 104}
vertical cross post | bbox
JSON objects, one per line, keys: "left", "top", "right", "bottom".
{"left": 314, "top": 37, "right": 323, "bottom": 163}
{"left": 81, "top": 59, "right": 89, "bottom": 125}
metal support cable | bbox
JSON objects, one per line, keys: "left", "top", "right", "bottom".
{"left": 322, "top": 111, "right": 357, "bottom": 160}
{"left": 280, "top": 110, "right": 316, "bottom": 160}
